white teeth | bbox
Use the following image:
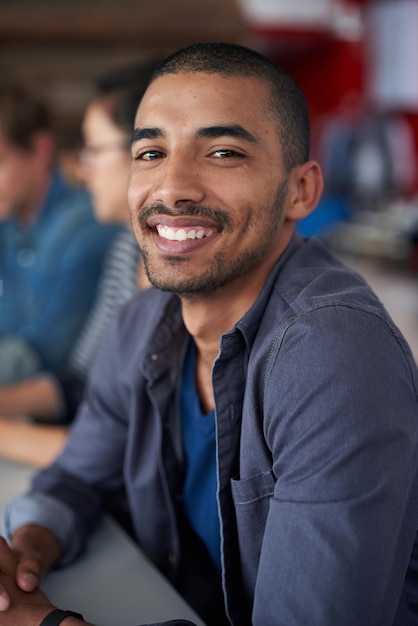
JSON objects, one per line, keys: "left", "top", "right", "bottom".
{"left": 157, "top": 225, "right": 213, "bottom": 241}
{"left": 165, "top": 228, "right": 176, "bottom": 240}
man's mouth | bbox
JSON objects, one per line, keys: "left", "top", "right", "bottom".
{"left": 156, "top": 224, "right": 214, "bottom": 241}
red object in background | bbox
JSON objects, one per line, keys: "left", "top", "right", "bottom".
{"left": 247, "top": 0, "right": 418, "bottom": 194}
{"left": 272, "top": 37, "right": 365, "bottom": 120}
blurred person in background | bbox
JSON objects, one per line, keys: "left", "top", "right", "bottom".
{"left": 0, "top": 63, "right": 156, "bottom": 467}
{"left": 0, "top": 85, "right": 119, "bottom": 384}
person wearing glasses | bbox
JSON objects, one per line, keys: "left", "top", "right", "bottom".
{"left": 0, "top": 63, "right": 155, "bottom": 467}
{"left": 0, "top": 85, "right": 119, "bottom": 385}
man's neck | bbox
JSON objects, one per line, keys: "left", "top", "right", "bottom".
{"left": 180, "top": 273, "right": 269, "bottom": 414}
{"left": 181, "top": 282, "right": 255, "bottom": 357}
{"left": 178, "top": 227, "right": 294, "bottom": 412}
{"left": 180, "top": 244, "right": 286, "bottom": 356}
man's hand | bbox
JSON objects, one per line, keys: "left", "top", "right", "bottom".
{"left": 0, "top": 524, "right": 61, "bottom": 608}
{"left": 0, "top": 536, "right": 56, "bottom": 624}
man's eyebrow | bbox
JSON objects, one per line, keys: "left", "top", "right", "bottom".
{"left": 130, "top": 124, "right": 258, "bottom": 145}
{"left": 196, "top": 124, "right": 258, "bottom": 144}
{"left": 131, "top": 127, "right": 164, "bottom": 144}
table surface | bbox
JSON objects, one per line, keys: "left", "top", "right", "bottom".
{"left": 0, "top": 458, "right": 205, "bottom": 626}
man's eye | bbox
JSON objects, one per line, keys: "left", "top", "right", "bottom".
{"left": 133, "top": 150, "right": 163, "bottom": 161}
{"left": 210, "top": 149, "right": 244, "bottom": 159}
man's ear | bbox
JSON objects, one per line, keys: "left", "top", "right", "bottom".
{"left": 285, "top": 161, "right": 324, "bottom": 222}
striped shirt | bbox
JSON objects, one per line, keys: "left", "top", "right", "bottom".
{"left": 68, "top": 227, "right": 140, "bottom": 379}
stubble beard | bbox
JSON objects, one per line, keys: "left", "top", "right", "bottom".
{"left": 141, "top": 178, "right": 288, "bottom": 298}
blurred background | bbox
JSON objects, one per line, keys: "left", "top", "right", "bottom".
{"left": 2, "top": 0, "right": 418, "bottom": 359}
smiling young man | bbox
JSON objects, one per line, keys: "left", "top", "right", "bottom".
{"left": 1, "top": 43, "right": 418, "bottom": 626}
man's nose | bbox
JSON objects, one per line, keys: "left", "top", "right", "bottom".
{"left": 150, "top": 154, "right": 205, "bottom": 208}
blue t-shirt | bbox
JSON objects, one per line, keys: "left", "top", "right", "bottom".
{"left": 180, "top": 340, "right": 221, "bottom": 570}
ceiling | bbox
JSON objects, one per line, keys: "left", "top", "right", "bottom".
{"left": 0, "top": 0, "right": 247, "bottom": 47}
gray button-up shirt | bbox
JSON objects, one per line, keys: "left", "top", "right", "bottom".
{"left": 5, "top": 235, "right": 418, "bottom": 626}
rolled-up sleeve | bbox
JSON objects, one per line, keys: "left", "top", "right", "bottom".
{"left": 2, "top": 491, "right": 83, "bottom": 566}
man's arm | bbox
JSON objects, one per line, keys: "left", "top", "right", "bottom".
{"left": 252, "top": 305, "right": 418, "bottom": 625}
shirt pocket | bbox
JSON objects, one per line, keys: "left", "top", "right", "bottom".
{"left": 230, "top": 471, "right": 276, "bottom": 596}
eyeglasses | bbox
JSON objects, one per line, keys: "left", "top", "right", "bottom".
{"left": 79, "top": 141, "right": 129, "bottom": 167}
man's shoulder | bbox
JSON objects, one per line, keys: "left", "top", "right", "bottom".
{"left": 251, "top": 240, "right": 418, "bottom": 401}
{"left": 274, "top": 237, "right": 385, "bottom": 317}
{"left": 245, "top": 236, "right": 405, "bottom": 355}
{"left": 260, "top": 238, "right": 417, "bottom": 367}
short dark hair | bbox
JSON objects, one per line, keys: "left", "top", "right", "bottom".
{"left": 95, "top": 59, "right": 162, "bottom": 135}
{"left": 151, "top": 42, "right": 310, "bottom": 171}
{"left": 0, "top": 85, "right": 52, "bottom": 150}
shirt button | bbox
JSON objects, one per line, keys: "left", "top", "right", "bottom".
{"left": 168, "top": 553, "right": 177, "bottom": 566}
{"left": 150, "top": 353, "right": 158, "bottom": 362}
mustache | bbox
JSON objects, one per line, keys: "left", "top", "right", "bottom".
{"left": 138, "top": 203, "right": 233, "bottom": 229}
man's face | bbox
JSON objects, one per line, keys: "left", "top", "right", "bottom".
{"left": 0, "top": 127, "right": 38, "bottom": 221}
{"left": 128, "top": 72, "right": 292, "bottom": 298}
